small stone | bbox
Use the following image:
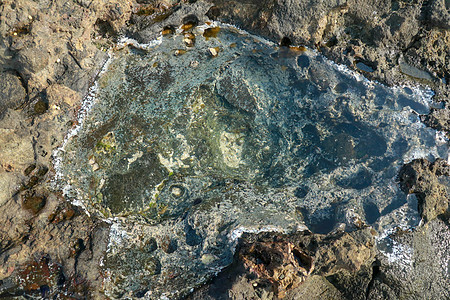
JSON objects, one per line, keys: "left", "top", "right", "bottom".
{"left": 190, "top": 61, "right": 199, "bottom": 68}
{"left": 201, "top": 254, "right": 215, "bottom": 264}
{"left": 174, "top": 49, "right": 187, "bottom": 56}
{"left": 184, "top": 38, "right": 194, "bottom": 47}
{"left": 203, "top": 27, "right": 220, "bottom": 39}
{"left": 170, "top": 185, "right": 184, "bottom": 197}
{"left": 22, "top": 194, "right": 46, "bottom": 215}
{"left": 162, "top": 25, "right": 175, "bottom": 36}
{"left": 92, "top": 163, "right": 100, "bottom": 171}
{"left": 34, "top": 99, "right": 48, "bottom": 115}
{"left": 209, "top": 47, "right": 220, "bottom": 57}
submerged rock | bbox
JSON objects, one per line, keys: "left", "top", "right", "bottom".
{"left": 55, "top": 25, "right": 448, "bottom": 298}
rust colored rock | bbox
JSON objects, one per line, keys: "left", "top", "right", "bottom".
{"left": 239, "top": 235, "right": 314, "bottom": 298}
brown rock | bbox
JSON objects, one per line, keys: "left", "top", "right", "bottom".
{"left": 398, "top": 159, "right": 450, "bottom": 222}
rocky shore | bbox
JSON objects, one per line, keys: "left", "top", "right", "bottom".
{"left": 0, "top": 0, "right": 448, "bottom": 299}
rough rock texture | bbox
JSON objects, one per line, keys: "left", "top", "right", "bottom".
{"left": 398, "top": 158, "right": 449, "bottom": 222}
{"left": 188, "top": 229, "right": 375, "bottom": 300}
{"left": 207, "top": 0, "right": 449, "bottom": 96}
{"left": 0, "top": 0, "right": 133, "bottom": 297}
{"left": 369, "top": 218, "right": 450, "bottom": 299}
{"left": 0, "top": 0, "right": 448, "bottom": 298}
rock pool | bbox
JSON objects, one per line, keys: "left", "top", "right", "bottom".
{"left": 55, "top": 23, "right": 448, "bottom": 298}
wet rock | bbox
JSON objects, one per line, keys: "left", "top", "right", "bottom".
{"left": 188, "top": 228, "right": 375, "bottom": 299}
{"left": 0, "top": 72, "right": 26, "bottom": 114}
{"left": 398, "top": 158, "right": 449, "bottom": 222}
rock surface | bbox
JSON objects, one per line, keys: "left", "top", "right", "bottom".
{"left": 0, "top": 0, "right": 448, "bottom": 299}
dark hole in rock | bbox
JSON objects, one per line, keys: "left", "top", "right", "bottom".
{"left": 364, "top": 202, "right": 381, "bottom": 224}
{"left": 34, "top": 99, "right": 48, "bottom": 115}
{"left": 94, "top": 19, "right": 116, "bottom": 39}
{"left": 280, "top": 37, "right": 292, "bottom": 47}
{"left": 392, "top": 138, "right": 409, "bottom": 156}
{"left": 134, "top": 289, "right": 149, "bottom": 298}
{"left": 354, "top": 132, "right": 387, "bottom": 158}
{"left": 381, "top": 192, "right": 407, "bottom": 215}
{"left": 162, "top": 25, "right": 176, "bottom": 35}
{"left": 369, "top": 156, "right": 395, "bottom": 172}
{"left": 143, "top": 238, "right": 157, "bottom": 253}
{"left": 161, "top": 238, "right": 178, "bottom": 254}
{"left": 185, "top": 224, "right": 202, "bottom": 246}
{"left": 300, "top": 206, "right": 338, "bottom": 234}
{"left": 39, "top": 285, "right": 50, "bottom": 298}
{"left": 292, "top": 248, "right": 313, "bottom": 271}
{"left": 325, "top": 36, "right": 338, "bottom": 47}
{"left": 24, "top": 164, "right": 36, "bottom": 176}
{"left": 294, "top": 186, "right": 309, "bottom": 198}
{"left": 192, "top": 198, "right": 202, "bottom": 205}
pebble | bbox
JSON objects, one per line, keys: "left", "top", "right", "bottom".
{"left": 209, "top": 47, "right": 219, "bottom": 57}
{"left": 174, "top": 49, "right": 187, "bottom": 56}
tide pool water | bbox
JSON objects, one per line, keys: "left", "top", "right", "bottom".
{"left": 55, "top": 24, "right": 448, "bottom": 298}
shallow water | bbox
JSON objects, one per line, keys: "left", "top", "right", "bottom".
{"left": 55, "top": 24, "right": 448, "bottom": 298}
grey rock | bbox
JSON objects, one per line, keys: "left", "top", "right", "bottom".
{"left": 0, "top": 72, "right": 26, "bottom": 114}
{"left": 428, "top": 0, "right": 450, "bottom": 29}
{"left": 16, "top": 47, "right": 49, "bottom": 75}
